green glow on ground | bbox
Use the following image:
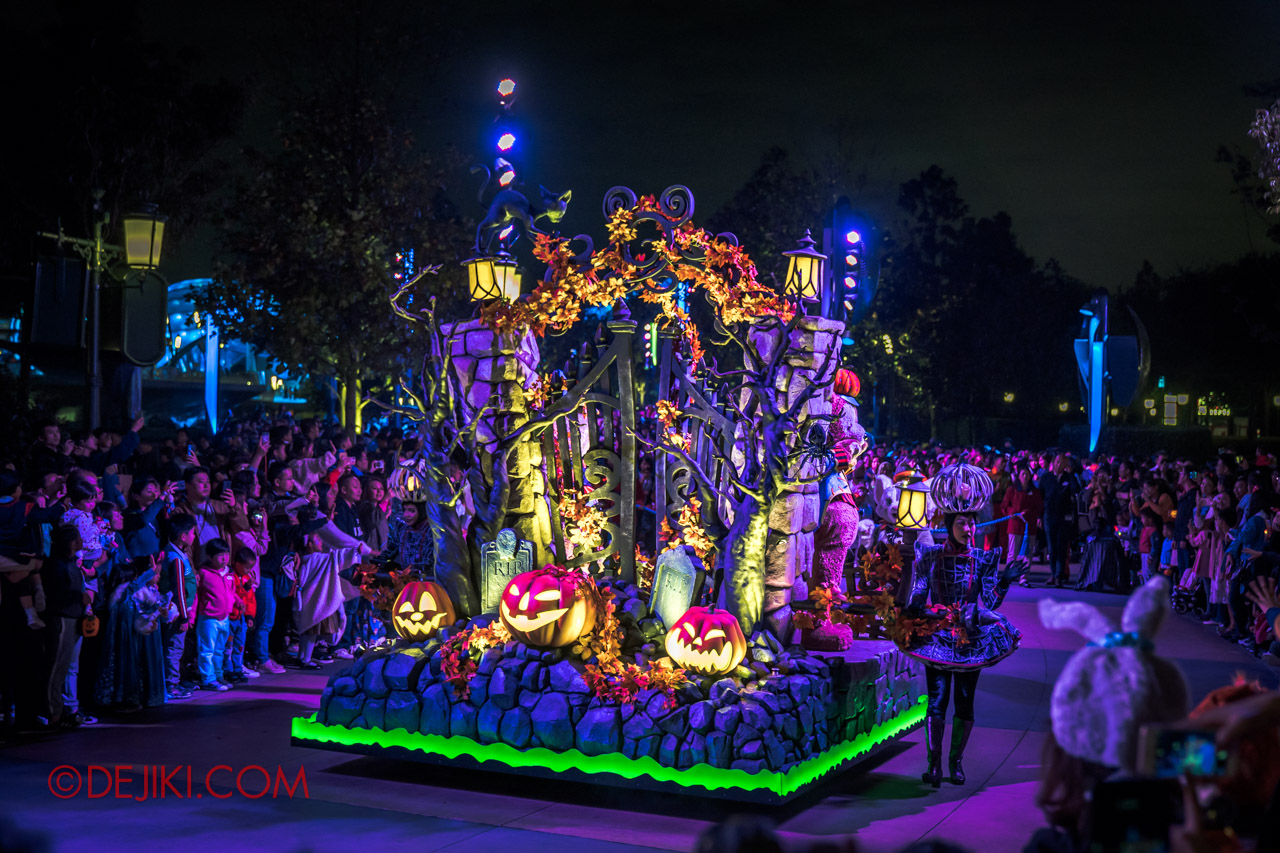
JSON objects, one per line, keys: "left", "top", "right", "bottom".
{"left": 292, "top": 695, "right": 926, "bottom": 797}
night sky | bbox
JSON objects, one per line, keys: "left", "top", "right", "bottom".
{"left": 47, "top": 0, "right": 1280, "bottom": 288}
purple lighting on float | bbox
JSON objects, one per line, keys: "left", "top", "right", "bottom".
{"left": 497, "top": 78, "right": 516, "bottom": 97}
{"left": 845, "top": 229, "right": 861, "bottom": 245}
{"left": 497, "top": 132, "right": 516, "bottom": 151}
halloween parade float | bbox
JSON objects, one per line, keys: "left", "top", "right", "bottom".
{"left": 292, "top": 87, "right": 951, "bottom": 803}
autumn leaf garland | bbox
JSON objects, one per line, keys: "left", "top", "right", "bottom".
{"left": 476, "top": 200, "right": 793, "bottom": 365}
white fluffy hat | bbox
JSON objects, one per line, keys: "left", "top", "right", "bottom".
{"left": 1038, "top": 576, "right": 1189, "bottom": 771}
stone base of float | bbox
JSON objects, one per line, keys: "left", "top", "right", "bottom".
{"left": 292, "top": 632, "right": 924, "bottom": 803}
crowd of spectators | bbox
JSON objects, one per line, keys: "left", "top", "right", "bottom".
{"left": 0, "top": 411, "right": 434, "bottom": 735}
{"left": 847, "top": 442, "right": 1280, "bottom": 668}
{"left": 2, "top": 408, "right": 1279, "bottom": 850}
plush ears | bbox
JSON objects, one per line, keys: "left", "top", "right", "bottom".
{"left": 1038, "top": 576, "right": 1189, "bottom": 771}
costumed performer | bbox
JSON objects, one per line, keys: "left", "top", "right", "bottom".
{"left": 807, "top": 369, "right": 869, "bottom": 651}
{"left": 905, "top": 462, "right": 1028, "bottom": 787}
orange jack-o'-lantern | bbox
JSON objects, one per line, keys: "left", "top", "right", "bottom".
{"left": 392, "top": 580, "right": 455, "bottom": 640}
{"left": 664, "top": 606, "right": 747, "bottom": 675}
{"left": 498, "top": 566, "right": 597, "bottom": 648}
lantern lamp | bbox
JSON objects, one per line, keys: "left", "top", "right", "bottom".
{"left": 464, "top": 251, "right": 521, "bottom": 302}
{"left": 896, "top": 475, "right": 931, "bottom": 531}
{"left": 782, "top": 229, "right": 826, "bottom": 300}
{"left": 121, "top": 205, "right": 166, "bottom": 270}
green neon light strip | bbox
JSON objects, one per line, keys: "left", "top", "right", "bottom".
{"left": 292, "top": 694, "right": 926, "bottom": 797}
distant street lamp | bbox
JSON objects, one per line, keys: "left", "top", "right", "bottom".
{"left": 122, "top": 205, "right": 167, "bottom": 270}
{"left": 782, "top": 229, "right": 826, "bottom": 302}
{"left": 38, "top": 192, "right": 167, "bottom": 428}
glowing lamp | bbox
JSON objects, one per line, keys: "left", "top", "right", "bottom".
{"left": 1058, "top": 402, "right": 1069, "bottom": 412}
{"left": 497, "top": 132, "right": 516, "bottom": 151}
{"left": 464, "top": 252, "right": 521, "bottom": 302}
{"left": 1109, "top": 407, "right": 1119, "bottom": 416}
{"left": 896, "top": 477, "right": 930, "bottom": 531}
{"left": 845, "top": 230, "right": 862, "bottom": 245}
{"left": 1003, "top": 392, "right": 1015, "bottom": 403}
{"left": 122, "top": 205, "right": 166, "bottom": 269}
{"left": 782, "top": 229, "right": 826, "bottom": 300}
{"left": 497, "top": 78, "right": 516, "bottom": 97}
{"left": 498, "top": 169, "right": 516, "bottom": 187}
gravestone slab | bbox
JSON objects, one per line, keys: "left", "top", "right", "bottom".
{"left": 479, "top": 528, "right": 533, "bottom": 613}
{"left": 649, "top": 546, "right": 704, "bottom": 629}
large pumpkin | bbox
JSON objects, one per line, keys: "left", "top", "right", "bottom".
{"left": 499, "top": 566, "right": 596, "bottom": 648}
{"left": 665, "top": 606, "right": 747, "bottom": 675}
{"left": 392, "top": 580, "right": 455, "bottom": 640}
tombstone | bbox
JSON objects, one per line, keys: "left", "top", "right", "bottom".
{"left": 480, "top": 528, "right": 534, "bottom": 613}
{"left": 649, "top": 545, "right": 705, "bottom": 629}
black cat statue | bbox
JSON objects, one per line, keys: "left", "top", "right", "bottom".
{"left": 474, "top": 185, "right": 572, "bottom": 254}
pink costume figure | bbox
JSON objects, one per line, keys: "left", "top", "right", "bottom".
{"left": 805, "top": 370, "right": 868, "bottom": 652}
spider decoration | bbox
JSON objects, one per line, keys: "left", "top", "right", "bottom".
{"left": 793, "top": 423, "right": 836, "bottom": 474}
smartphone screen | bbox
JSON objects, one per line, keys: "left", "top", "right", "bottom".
{"left": 1151, "top": 729, "right": 1227, "bottom": 778}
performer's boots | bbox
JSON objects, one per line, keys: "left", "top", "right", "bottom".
{"left": 921, "top": 717, "right": 944, "bottom": 788}
{"left": 949, "top": 718, "right": 975, "bottom": 785}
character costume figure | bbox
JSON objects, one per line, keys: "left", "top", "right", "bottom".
{"left": 807, "top": 370, "right": 869, "bottom": 651}
{"left": 904, "top": 463, "right": 1027, "bottom": 787}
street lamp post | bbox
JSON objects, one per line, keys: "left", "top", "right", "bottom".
{"left": 38, "top": 194, "right": 166, "bottom": 428}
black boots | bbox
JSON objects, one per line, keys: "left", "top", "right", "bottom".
{"left": 949, "top": 718, "right": 974, "bottom": 785}
{"left": 921, "top": 717, "right": 944, "bottom": 787}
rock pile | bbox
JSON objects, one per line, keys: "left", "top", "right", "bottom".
{"left": 316, "top": 576, "right": 923, "bottom": 774}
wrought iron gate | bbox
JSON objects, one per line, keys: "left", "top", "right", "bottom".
{"left": 542, "top": 311, "right": 637, "bottom": 581}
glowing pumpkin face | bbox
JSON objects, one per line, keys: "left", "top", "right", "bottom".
{"left": 392, "top": 581, "right": 455, "bottom": 640}
{"left": 664, "top": 606, "right": 747, "bottom": 675}
{"left": 499, "top": 566, "right": 596, "bottom": 648}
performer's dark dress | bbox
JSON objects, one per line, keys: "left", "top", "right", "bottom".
{"left": 904, "top": 536, "right": 1022, "bottom": 787}
{"left": 906, "top": 539, "right": 1021, "bottom": 672}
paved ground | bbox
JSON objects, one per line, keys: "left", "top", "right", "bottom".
{"left": 2, "top": 564, "right": 1277, "bottom": 853}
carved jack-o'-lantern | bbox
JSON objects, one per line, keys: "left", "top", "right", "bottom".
{"left": 498, "top": 566, "right": 596, "bottom": 648}
{"left": 392, "top": 580, "right": 455, "bottom": 640}
{"left": 664, "top": 606, "right": 747, "bottom": 675}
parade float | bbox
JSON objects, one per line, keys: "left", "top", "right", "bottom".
{"left": 291, "top": 83, "right": 932, "bottom": 803}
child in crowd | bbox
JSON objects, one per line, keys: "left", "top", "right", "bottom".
{"left": 160, "top": 515, "right": 198, "bottom": 700}
{"left": 224, "top": 547, "right": 259, "bottom": 684}
{"left": 93, "top": 500, "right": 131, "bottom": 589}
{"left": 1158, "top": 519, "right": 1178, "bottom": 577}
{"left": 284, "top": 520, "right": 364, "bottom": 670}
{"left": 94, "top": 555, "right": 169, "bottom": 711}
{"left": 41, "top": 524, "right": 87, "bottom": 729}
{"left": 195, "top": 538, "right": 236, "bottom": 691}
{"left": 1138, "top": 507, "right": 1161, "bottom": 585}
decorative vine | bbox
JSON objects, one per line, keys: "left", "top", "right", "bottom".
{"left": 476, "top": 196, "right": 792, "bottom": 366}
